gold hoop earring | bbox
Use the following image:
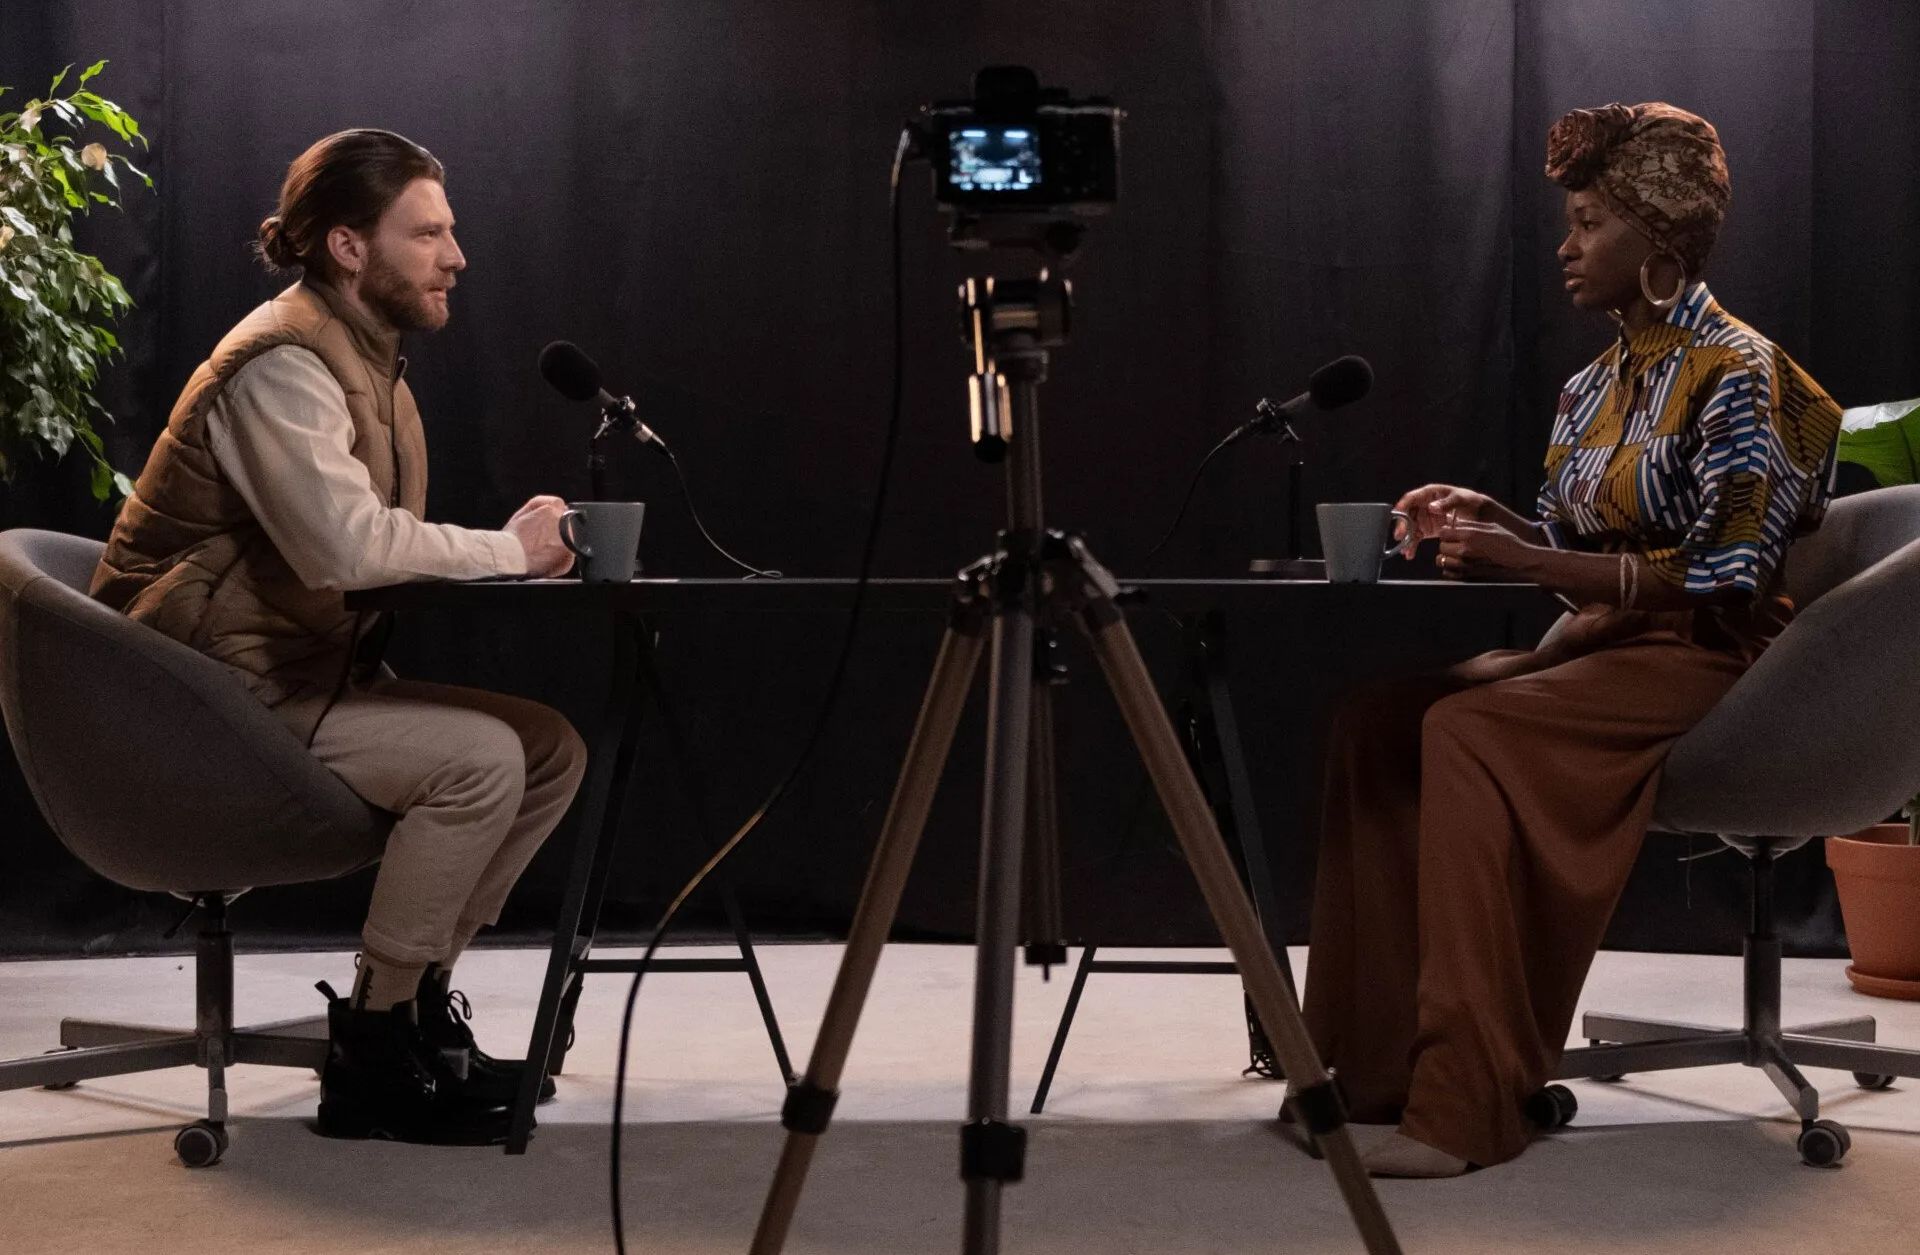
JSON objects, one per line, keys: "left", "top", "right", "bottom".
{"left": 1639, "top": 254, "right": 1686, "bottom": 311}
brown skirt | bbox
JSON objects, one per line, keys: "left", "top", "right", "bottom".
{"left": 1301, "top": 602, "right": 1782, "bottom": 1166}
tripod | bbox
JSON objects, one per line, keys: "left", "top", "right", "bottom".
{"left": 749, "top": 271, "right": 1400, "bottom": 1254}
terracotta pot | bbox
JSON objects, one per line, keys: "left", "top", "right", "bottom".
{"left": 1827, "top": 823, "right": 1920, "bottom": 994}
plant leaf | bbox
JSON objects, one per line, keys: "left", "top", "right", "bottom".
{"left": 77, "top": 60, "right": 107, "bottom": 86}
{"left": 46, "top": 65, "right": 72, "bottom": 95}
{"left": 70, "top": 92, "right": 133, "bottom": 144}
{"left": 114, "top": 154, "right": 152, "bottom": 187}
{"left": 47, "top": 163, "right": 82, "bottom": 208}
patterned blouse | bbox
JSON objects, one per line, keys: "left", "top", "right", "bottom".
{"left": 1535, "top": 283, "right": 1842, "bottom": 597}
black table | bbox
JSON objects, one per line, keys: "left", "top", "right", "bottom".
{"left": 349, "top": 574, "right": 1556, "bottom": 1151}
{"left": 354, "top": 574, "right": 1551, "bottom": 616}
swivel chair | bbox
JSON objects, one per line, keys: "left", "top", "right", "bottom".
{"left": 0, "top": 529, "right": 393, "bottom": 1166}
{"left": 1540, "top": 487, "right": 1920, "bottom": 1165}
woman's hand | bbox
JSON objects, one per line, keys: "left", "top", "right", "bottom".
{"left": 1391, "top": 484, "right": 1494, "bottom": 556}
{"left": 1434, "top": 518, "right": 1539, "bottom": 581}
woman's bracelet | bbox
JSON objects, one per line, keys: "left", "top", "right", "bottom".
{"left": 1617, "top": 552, "right": 1640, "bottom": 609}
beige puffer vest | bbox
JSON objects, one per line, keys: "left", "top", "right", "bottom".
{"left": 91, "top": 281, "right": 427, "bottom": 742}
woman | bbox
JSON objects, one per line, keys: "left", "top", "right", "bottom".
{"left": 1300, "top": 102, "right": 1842, "bottom": 1178}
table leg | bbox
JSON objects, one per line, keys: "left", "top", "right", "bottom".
{"left": 508, "top": 611, "right": 647, "bottom": 1154}
{"left": 1195, "top": 611, "right": 1294, "bottom": 995}
{"left": 634, "top": 620, "right": 796, "bottom": 1084}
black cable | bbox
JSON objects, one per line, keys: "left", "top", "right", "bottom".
{"left": 1140, "top": 431, "right": 1237, "bottom": 568}
{"left": 608, "top": 124, "right": 918, "bottom": 1255}
{"left": 657, "top": 443, "right": 783, "bottom": 579}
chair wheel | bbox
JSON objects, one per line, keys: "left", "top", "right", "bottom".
{"left": 41, "top": 1047, "right": 79, "bottom": 1090}
{"left": 1526, "top": 1083, "right": 1578, "bottom": 1130}
{"left": 1854, "top": 1072, "right": 1896, "bottom": 1091}
{"left": 1586, "top": 1041, "right": 1627, "bottom": 1083}
{"left": 174, "top": 1119, "right": 228, "bottom": 1168}
{"left": 1798, "top": 1119, "right": 1850, "bottom": 1167}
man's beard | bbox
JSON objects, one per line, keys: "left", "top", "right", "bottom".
{"left": 359, "top": 248, "right": 448, "bottom": 332}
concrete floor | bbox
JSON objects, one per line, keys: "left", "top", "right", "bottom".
{"left": 3, "top": 943, "right": 1919, "bottom": 1253}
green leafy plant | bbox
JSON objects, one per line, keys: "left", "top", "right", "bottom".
{"left": 0, "top": 59, "right": 150, "bottom": 502}
{"left": 1836, "top": 398, "right": 1920, "bottom": 489}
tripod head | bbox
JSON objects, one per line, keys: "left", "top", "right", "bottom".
{"left": 957, "top": 272, "right": 1074, "bottom": 464}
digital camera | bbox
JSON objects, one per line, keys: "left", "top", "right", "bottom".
{"left": 923, "top": 66, "right": 1120, "bottom": 216}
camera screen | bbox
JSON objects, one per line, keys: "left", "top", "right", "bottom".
{"left": 949, "top": 126, "right": 1042, "bottom": 194}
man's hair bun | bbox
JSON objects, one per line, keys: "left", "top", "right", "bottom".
{"left": 255, "top": 214, "right": 301, "bottom": 271}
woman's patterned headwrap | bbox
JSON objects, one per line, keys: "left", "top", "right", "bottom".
{"left": 1545, "top": 102, "right": 1730, "bottom": 276}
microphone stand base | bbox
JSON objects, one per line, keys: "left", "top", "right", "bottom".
{"left": 1247, "top": 557, "right": 1325, "bottom": 579}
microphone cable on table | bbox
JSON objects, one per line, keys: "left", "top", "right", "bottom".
{"left": 1139, "top": 354, "right": 1373, "bottom": 570}
{"left": 654, "top": 442, "right": 783, "bottom": 579}
{"left": 1140, "top": 431, "right": 1238, "bottom": 568}
{"left": 607, "top": 123, "right": 918, "bottom": 1255}
{"left": 540, "top": 338, "right": 782, "bottom": 579}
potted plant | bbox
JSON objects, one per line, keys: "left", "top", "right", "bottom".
{"left": 1826, "top": 795, "right": 1920, "bottom": 998}
{"left": 1836, "top": 398, "right": 1920, "bottom": 490}
{"left": 0, "top": 59, "right": 149, "bottom": 502}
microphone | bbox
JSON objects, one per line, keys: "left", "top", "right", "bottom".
{"left": 538, "top": 340, "right": 667, "bottom": 451}
{"left": 1229, "top": 354, "right": 1374, "bottom": 446}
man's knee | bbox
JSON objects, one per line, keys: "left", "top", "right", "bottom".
{"left": 518, "top": 702, "right": 587, "bottom": 789}
{"left": 419, "top": 717, "right": 527, "bottom": 812}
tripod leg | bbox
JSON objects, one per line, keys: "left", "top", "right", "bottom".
{"left": 1021, "top": 676, "right": 1066, "bottom": 973}
{"left": 963, "top": 592, "right": 1038, "bottom": 1255}
{"left": 751, "top": 605, "right": 987, "bottom": 1255}
{"left": 1076, "top": 596, "right": 1402, "bottom": 1255}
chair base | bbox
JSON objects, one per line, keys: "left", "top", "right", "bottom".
{"left": 1551, "top": 844, "right": 1920, "bottom": 1165}
{"left": 2, "top": 1014, "right": 329, "bottom": 1088}
{"left": 0, "top": 896, "right": 329, "bottom": 1167}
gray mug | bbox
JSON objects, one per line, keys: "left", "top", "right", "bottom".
{"left": 559, "top": 501, "right": 646, "bottom": 583}
{"left": 1317, "top": 502, "right": 1410, "bottom": 584}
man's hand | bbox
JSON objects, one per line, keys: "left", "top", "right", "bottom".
{"left": 504, "top": 495, "right": 573, "bottom": 579}
{"left": 1435, "top": 518, "right": 1539, "bottom": 581}
{"left": 1391, "top": 484, "right": 1494, "bottom": 556}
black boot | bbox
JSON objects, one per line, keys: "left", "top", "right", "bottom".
{"left": 417, "top": 967, "right": 558, "bottom": 1106}
{"left": 313, "top": 981, "right": 521, "bottom": 1145}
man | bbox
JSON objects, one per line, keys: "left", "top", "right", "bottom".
{"left": 92, "top": 129, "right": 587, "bottom": 1145}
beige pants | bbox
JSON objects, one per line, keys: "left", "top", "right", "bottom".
{"left": 306, "top": 677, "right": 588, "bottom": 967}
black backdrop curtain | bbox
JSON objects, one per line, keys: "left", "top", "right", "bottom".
{"left": 3, "top": 2, "right": 1916, "bottom": 957}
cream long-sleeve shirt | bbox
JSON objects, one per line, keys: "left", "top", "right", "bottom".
{"left": 204, "top": 345, "right": 527, "bottom": 591}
